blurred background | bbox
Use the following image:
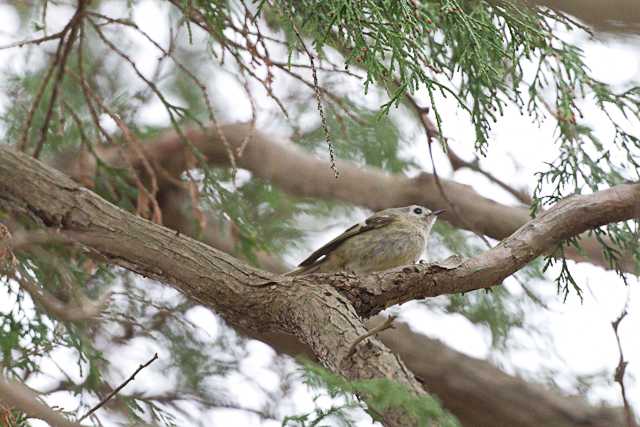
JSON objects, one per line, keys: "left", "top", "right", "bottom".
{"left": 0, "top": 0, "right": 639, "bottom": 426}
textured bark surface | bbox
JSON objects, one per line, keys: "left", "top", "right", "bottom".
{"left": 2, "top": 141, "right": 635, "bottom": 426}
{"left": 0, "top": 377, "right": 86, "bottom": 427}
{"left": 0, "top": 147, "right": 423, "bottom": 426}
{"left": 62, "top": 123, "right": 638, "bottom": 275}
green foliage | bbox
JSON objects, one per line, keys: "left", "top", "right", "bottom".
{"left": 0, "top": 0, "right": 638, "bottom": 425}
{"left": 252, "top": 0, "right": 640, "bottom": 295}
{"left": 297, "top": 103, "right": 415, "bottom": 173}
{"left": 202, "top": 170, "right": 307, "bottom": 263}
{"left": 299, "top": 360, "right": 460, "bottom": 427}
{"left": 446, "top": 287, "right": 524, "bottom": 348}
{"left": 283, "top": 401, "right": 362, "bottom": 427}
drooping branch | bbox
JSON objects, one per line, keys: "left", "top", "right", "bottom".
{"left": 59, "top": 123, "right": 638, "bottom": 275}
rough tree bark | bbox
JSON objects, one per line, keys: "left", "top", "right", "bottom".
{"left": 60, "top": 123, "right": 638, "bottom": 275}
{"left": 2, "top": 143, "right": 635, "bottom": 425}
{"left": 374, "top": 316, "right": 627, "bottom": 427}
{"left": 0, "top": 377, "right": 86, "bottom": 427}
{"left": 54, "top": 144, "right": 631, "bottom": 426}
{"left": 529, "top": 0, "right": 640, "bottom": 33}
{"left": 1, "top": 147, "right": 423, "bottom": 427}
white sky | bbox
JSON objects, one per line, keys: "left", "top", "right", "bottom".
{"left": 0, "top": 1, "right": 638, "bottom": 426}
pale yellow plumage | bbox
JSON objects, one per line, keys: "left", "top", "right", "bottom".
{"left": 286, "top": 205, "right": 444, "bottom": 275}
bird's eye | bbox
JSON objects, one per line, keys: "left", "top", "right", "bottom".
{"left": 413, "top": 207, "right": 423, "bottom": 215}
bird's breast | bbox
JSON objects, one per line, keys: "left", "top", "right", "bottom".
{"left": 341, "top": 227, "right": 426, "bottom": 273}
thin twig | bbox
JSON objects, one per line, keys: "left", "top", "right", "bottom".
{"left": 78, "top": 353, "right": 159, "bottom": 422}
{"left": 611, "top": 310, "right": 638, "bottom": 427}
{"left": 416, "top": 102, "right": 494, "bottom": 249}
{"left": 344, "top": 315, "right": 397, "bottom": 361}
{"left": 17, "top": 40, "right": 64, "bottom": 152}
{"left": 446, "top": 148, "right": 532, "bottom": 205}
{"left": 33, "top": 0, "right": 88, "bottom": 158}
{"left": 0, "top": 30, "right": 65, "bottom": 50}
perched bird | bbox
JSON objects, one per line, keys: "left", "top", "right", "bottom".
{"left": 286, "top": 205, "right": 444, "bottom": 276}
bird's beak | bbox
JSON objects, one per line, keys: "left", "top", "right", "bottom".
{"left": 432, "top": 209, "right": 446, "bottom": 216}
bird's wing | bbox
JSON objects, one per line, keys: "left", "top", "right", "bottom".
{"left": 296, "top": 214, "right": 394, "bottom": 267}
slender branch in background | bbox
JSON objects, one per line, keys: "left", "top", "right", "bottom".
{"left": 14, "top": 271, "right": 110, "bottom": 322}
{"left": 51, "top": 122, "right": 639, "bottom": 274}
{"left": 407, "top": 94, "right": 495, "bottom": 249}
{"left": 33, "top": 0, "right": 88, "bottom": 159}
{"left": 78, "top": 353, "right": 159, "bottom": 422}
{"left": 445, "top": 148, "right": 533, "bottom": 205}
{"left": 0, "top": 377, "right": 87, "bottom": 427}
{"left": 0, "top": 30, "right": 65, "bottom": 50}
{"left": 611, "top": 310, "right": 638, "bottom": 427}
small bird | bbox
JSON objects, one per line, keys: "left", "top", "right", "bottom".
{"left": 286, "top": 205, "right": 444, "bottom": 276}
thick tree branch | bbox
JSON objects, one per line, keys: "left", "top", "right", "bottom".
{"left": 2, "top": 145, "right": 633, "bottom": 426}
{"left": 0, "top": 377, "right": 86, "bottom": 427}
{"left": 529, "top": 0, "right": 640, "bottom": 34}
{"left": 137, "top": 183, "right": 628, "bottom": 427}
{"left": 63, "top": 123, "right": 638, "bottom": 274}
{"left": 331, "top": 183, "right": 640, "bottom": 316}
{"left": 373, "top": 315, "right": 626, "bottom": 427}
{"left": 0, "top": 146, "right": 424, "bottom": 427}
{"left": 0, "top": 136, "right": 640, "bottom": 422}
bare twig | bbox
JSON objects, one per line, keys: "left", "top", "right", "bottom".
{"left": 0, "top": 30, "right": 65, "bottom": 50}
{"left": 611, "top": 310, "right": 638, "bottom": 427}
{"left": 78, "top": 353, "right": 159, "bottom": 422}
{"left": 33, "top": 0, "right": 89, "bottom": 159}
{"left": 446, "top": 148, "right": 532, "bottom": 205}
{"left": 344, "top": 315, "right": 397, "bottom": 361}
{"left": 412, "top": 99, "right": 494, "bottom": 248}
